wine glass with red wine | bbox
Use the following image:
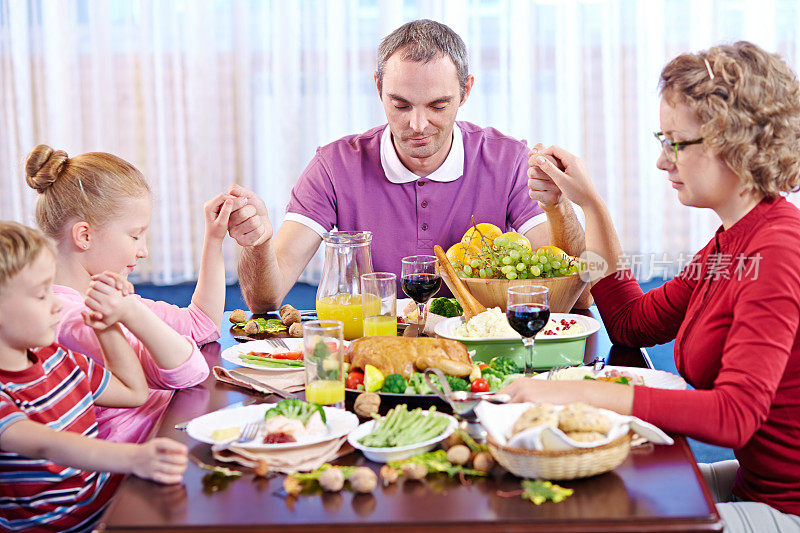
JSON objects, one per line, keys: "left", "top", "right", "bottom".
{"left": 506, "top": 285, "right": 550, "bottom": 375}
{"left": 401, "top": 255, "right": 442, "bottom": 330}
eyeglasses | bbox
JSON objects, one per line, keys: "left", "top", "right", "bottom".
{"left": 653, "top": 131, "right": 703, "bottom": 163}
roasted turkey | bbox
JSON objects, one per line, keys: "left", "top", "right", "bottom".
{"left": 346, "top": 337, "right": 472, "bottom": 378}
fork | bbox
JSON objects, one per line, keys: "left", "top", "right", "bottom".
{"left": 267, "top": 337, "right": 290, "bottom": 350}
{"left": 546, "top": 365, "right": 570, "bottom": 380}
{"left": 234, "top": 421, "right": 262, "bottom": 444}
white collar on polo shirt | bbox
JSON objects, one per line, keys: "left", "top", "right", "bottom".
{"left": 380, "top": 123, "right": 464, "bottom": 183}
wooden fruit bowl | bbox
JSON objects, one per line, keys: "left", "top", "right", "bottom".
{"left": 441, "top": 271, "right": 587, "bottom": 313}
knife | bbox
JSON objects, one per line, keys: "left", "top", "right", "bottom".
{"left": 228, "top": 369, "right": 296, "bottom": 400}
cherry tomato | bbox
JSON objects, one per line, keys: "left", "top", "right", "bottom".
{"left": 470, "top": 378, "right": 489, "bottom": 393}
{"left": 346, "top": 370, "right": 365, "bottom": 390}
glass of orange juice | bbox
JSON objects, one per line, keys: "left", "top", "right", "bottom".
{"left": 361, "top": 272, "right": 397, "bottom": 337}
{"left": 302, "top": 320, "right": 345, "bottom": 408}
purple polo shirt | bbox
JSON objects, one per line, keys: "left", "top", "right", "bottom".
{"left": 285, "top": 121, "right": 545, "bottom": 292}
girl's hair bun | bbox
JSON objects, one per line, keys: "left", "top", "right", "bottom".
{"left": 25, "top": 144, "right": 69, "bottom": 193}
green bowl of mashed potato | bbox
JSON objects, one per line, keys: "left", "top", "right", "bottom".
{"left": 434, "top": 309, "right": 601, "bottom": 371}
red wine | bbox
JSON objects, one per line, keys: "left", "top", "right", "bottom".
{"left": 507, "top": 304, "right": 550, "bottom": 337}
{"left": 402, "top": 273, "right": 442, "bottom": 302}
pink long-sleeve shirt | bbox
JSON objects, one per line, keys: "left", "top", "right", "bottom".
{"left": 592, "top": 197, "right": 800, "bottom": 516}
{"left": 54, "top": 285, "right": 214, "bottom": 443}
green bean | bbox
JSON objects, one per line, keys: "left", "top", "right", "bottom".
{"left": 359, "top": 405, "right": 449, "bottom": 448}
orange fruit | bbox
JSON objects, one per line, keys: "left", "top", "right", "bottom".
{"left": 496, "top": 231, "right": 531, "bottom": 251}
{"left": 460, "top": 222, "right": 502, "bottom": 248}
{"left": 446, "top": 242, "right": 482, "bottom": 267}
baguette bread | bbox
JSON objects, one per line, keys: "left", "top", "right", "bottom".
{"left": 347, "top": 336, "right": 472, "bottom": 378}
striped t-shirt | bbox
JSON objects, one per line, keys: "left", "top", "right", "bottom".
{"left": 0, "top": 344, "right": 121, "bottom": 532}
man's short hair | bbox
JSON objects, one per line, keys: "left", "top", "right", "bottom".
{"left": 377, "top": 19, "right": 469, "bottom": 99}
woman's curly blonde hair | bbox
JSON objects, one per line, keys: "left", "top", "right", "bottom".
{"left": 660, "top": 41, "right": 800, "bottom": 198}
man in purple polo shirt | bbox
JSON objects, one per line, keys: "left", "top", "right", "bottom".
{"left": 228, "top": 19, "right": 585, "bottom": 312}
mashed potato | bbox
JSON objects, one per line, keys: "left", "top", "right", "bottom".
{"left": 452, "top": 309, "right": 585, "bottom": 338}
{"left": 453, "top": 308, "right": 518, "bottom": 338}
{"left": 540, "top": 317, "right": 585, "bottom": 336}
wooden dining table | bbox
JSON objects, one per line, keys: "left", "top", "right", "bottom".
{"left": 98, "top": 309, "right": 723, "bottom": 532}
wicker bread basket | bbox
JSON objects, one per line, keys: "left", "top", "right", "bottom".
{"left": 487, "top": 431, "right": 632, "bottom": 480}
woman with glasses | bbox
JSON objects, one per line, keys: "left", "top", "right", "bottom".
{"left": 506, "top": 41, "right": 800, "bottom": 532}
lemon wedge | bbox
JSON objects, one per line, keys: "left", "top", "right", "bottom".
{"left": 364, "top": 364, "right": 385, "bottom": 393}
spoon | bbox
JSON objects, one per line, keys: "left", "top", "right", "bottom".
{"left": 423, "top": 369, "right": 508, "bottom": 417}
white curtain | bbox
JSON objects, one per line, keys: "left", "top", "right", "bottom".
{"left": 2, "top": 0, "right": 800, "bottom": 285}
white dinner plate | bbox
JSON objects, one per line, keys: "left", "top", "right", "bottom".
{"left": 186, "top": 403, "right": 359, "bottom": 449}
{"left": 535, "top": 365, "right": 687, "bottom": 390}
{"left": 221, "top": 338, "right": 304, "bottom": 371}
{"left": 222, "top": 338, "right": 348, "bottom": 371}
{"left": 435, "top": 313, "right": 601, "bottom": 342}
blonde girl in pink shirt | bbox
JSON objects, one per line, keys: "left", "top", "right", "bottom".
{"left": 24, "top": 144, "right": 241, "bottom": 443}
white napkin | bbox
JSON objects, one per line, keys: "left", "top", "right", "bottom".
{"left": 475, "top": 401, "right": 673, "bottom": 452}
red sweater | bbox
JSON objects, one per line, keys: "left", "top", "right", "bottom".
{"left": 592, "top": 197, "right": 800, "bottom": 515}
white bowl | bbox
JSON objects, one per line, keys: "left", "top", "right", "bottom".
{"left": 347, "top": 412, "right": 458, "bottom": 463}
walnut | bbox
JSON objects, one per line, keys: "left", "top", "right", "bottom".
{"left": 446, "top": 445, "right": 471, "bottom": 466}
{"left": 401, "top": 463, "right": 427, "bottom": 480}
{"left": 353, "top": 392, "right": 380, "bottom": 418}
{"left": 288, "top": 322, "right": 303, "bottom": 337}
{"left": 472, "top": 452, "right": 495, "bottom": 473}
{"left": 279, "top": 304, "right": 301, "bottom": 326}
{"left": 318, "top": 467, "right": 345, "bottom": 492}
{"left": 229, "top": 309, "right": 248, "bottom": 324}
{"left": 243, "top": 320, "right": 261, "bottom": 335}
{"left": 348, "top": 467, "right": 377, "bottom": 493}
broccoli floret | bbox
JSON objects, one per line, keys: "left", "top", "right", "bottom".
{"left": 381, "top": 373, "right": 409, "bottom": 394}
{"left": 445, "top": 375, "right": 470, "bottom": 392}
{"left": 490, "top": 356, "right": 520, "bottom": 376}
{"left": 408, "top": 372, "right": 435, "bottom": 394}
{"left": 429, "top": 297, "right": 464, "bottom": 318}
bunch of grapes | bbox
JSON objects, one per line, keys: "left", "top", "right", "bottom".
{"left": 455, "top": 236, "right": 584, "bottom": 280}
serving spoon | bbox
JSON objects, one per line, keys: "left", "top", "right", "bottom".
{"left": 433, "top": 245, "right": 487, "bottom": 321}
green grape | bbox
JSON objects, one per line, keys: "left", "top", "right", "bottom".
{"left": 536, "top": 248, "right": 548, "bottom": 256}
{"left": 470, "top": 259, "right": 481, "bottom": 269}
{"left": 550, "top": 259, "right": 562, "bottom": 269}
{"left": 569, "top": 265, "right": 579, "bottom": 274}
{"left": 479, "top": 268, "right": 487, "bottom": 278}
{"left": 500, "top": 265, "right": 514, "bottom": 274}
{"left": 509, "top": 250, "right": 521, "bottom": 261}
{"left": 558, "top": 267, "right": 569, "bottom": 276}
{"left": 538, "top": 255, "right": 548, "bottom": 265}
{"left": 521, "top": 252, "right": 532, "bottom": 263}
{"left": 494, "top": 236, "right": 509, "bottom": 247}
{"left": 542, "top": 262, "right": 552, "bottom": 271}
{"left": 506, "top": 271, "right": 518, "bottom": 280}
{"left": 463, "top": 265, "right": 473, "bottom": 276}
{"left": 502, "top": 256, "right": 513, "bottom": 265}
{"left": 531, "top": 265, "right": 542, "bottom": 277}
{"left": 517, "top": 271, "right": 528, "bottom": 279}
{"left": 516, "top": 262, "right": 526, "bottom": 272}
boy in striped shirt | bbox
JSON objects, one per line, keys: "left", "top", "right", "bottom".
{"left": 0, "top": 222, "right": 188, "bottom": 532}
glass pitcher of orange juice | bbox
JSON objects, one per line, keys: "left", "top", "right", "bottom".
{"left": 315, "top": 231, "right": 373, "bottom": 340}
